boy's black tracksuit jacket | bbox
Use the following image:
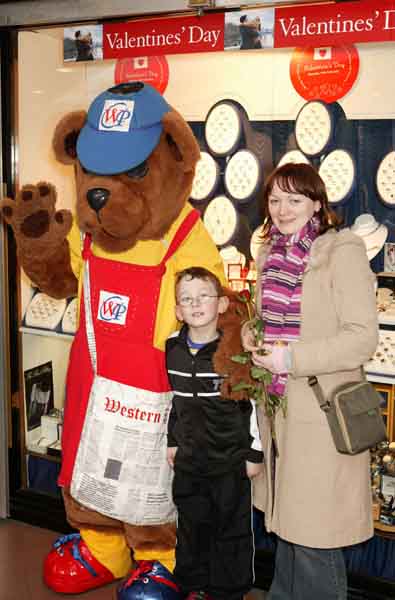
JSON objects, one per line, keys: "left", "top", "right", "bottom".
{"left": 166, "top": 324, "right": 263, "bottom": 475}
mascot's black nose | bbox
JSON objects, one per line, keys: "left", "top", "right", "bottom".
{"left": 87, "top": 188, "right": 110, "bottom": 213}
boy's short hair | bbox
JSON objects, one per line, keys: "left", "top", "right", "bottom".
{"left": 175, "top": 267, "right": 223, "bottom": 297}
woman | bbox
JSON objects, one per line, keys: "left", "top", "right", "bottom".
{"left": 242, "top": 163, "right": 378, "bottom": 600}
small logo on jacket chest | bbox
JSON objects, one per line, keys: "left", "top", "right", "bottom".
{"left": 98, "top": 290, "right": 130, "bottom": 325}
{"left": 212, "top": 378, "right": 223, "bottom": 392}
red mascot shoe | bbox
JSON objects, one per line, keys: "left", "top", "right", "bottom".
{"left": 43, "top": 533, "right": 115, "bottom": 593}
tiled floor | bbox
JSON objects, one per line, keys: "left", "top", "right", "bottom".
{"left": 0, "top": 519, "right": 266, "bottom": 599}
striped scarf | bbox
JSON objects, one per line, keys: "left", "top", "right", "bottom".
{"left": 261, "top": 216, "right": 320, "bottom": 397}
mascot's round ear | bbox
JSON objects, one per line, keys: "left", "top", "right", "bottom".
{"left": 52, "top": 111, "right": 87, "bottom": 165}
{"left": 162, "top": 109, "right": 200, "bottom": 173}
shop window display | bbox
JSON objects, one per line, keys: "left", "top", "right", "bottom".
{"left": 4, "top": 24, "right": 395, "bottom": 598}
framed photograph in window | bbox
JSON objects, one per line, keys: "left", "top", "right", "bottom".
{"left": 24, "top": 361, "right": 54, "bottom": 432}
{"left": 384, "top": 243, "right": 395, "bottom": 273}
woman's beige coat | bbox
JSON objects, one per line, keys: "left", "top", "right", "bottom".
{"left": 253, "top": 228, "right": 378, "bottom": 548}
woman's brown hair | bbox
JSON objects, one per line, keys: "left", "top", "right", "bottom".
{"left": 260, "top": 163, "right": 341, "bottom": 239}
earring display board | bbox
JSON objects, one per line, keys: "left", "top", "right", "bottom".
{"left": 365, "top": 330, "right": 395, "bottom": 376}
{"left": 204, "top": 101, "right": 243, "bottom": 157}
{"left": 23, "top": 291, "right": 67, "bottom": 331}
{"left": 376, "top": 151, "right": 395, "bottom": 207}
{"left": 203, "top": 195, "right": 238, "bottom": 247}
{"left": 190, "top": 151, "right": 220, "bottom": 203}
{"left": 277, "top": 149, "right": 310, "bottom": 168}
{"left": 61, "top": 298, "right": 78, "bottom": 335}
{"left": 295, "top": 100, "right": 334, "bottom": 157}
{"left": 318, "top": 149, "right": 356, "bottom": 205}
{"left": 224, "top": 149, "right": 261, "bottom": 203}
{"left": 22, "top": 288, "right": 77, "bottom": 336}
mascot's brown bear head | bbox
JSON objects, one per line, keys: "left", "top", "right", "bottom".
{"left": 53, "top": 81, "right": 200, "bottom": 253}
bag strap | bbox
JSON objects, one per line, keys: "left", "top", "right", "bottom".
{"left": 308, "top": 367, "right": 366, "bottom": 413}
{"left": 307, "top": 376, "right": 330, "bottom": 412}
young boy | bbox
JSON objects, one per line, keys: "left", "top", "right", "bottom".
{"left": 166, "top": 267, "right": 263, "bottom": 600}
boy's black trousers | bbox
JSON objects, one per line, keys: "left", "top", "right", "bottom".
{"left": 172, "top": 464, "right": 255, "bottom": 600}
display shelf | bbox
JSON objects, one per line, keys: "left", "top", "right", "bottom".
{"left": 366, "top": 373, "right": 395, "bottom": 385}
{"left": 20, "top": 326, "right": 74, "bottom": 341}
{"left": 378, "top": 315, "right": 395, "bottom": 326}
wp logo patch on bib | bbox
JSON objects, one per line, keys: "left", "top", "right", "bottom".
{"left": 98, "top": 290, "right": 130, "bottom": 325}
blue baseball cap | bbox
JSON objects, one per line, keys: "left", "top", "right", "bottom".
{"left": 76, "top": 82, "right": 170, "bottom": 175}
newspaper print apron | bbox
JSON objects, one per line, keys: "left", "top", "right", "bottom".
{"left": 68, "top": 210, "right": 200, "bottom": 525}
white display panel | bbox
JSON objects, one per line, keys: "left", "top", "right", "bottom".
{"left": 365, "top": 329, "right": 395, "bottom": 376}
{"left": 318, "top": 149, "right": 356, "bottom": 205}
{"left": 295, "top": 100, "right": 333, "bottom": 157}
{"left": 190, "top": 151, "right": 220, "bottom": 203}
{"left": 203, "top": 195, "right": 238, "bottom": 247}
{"left": 224, "top": 149, "right": 261, "bottom": 202}
{"left": 376, "top": 151, "right": 395, "bottom": 207}
{"left": 24, "top": 293, "right": 67, "bottom": 331}
{"left": 277, "top": 149, "right": 310, "bottom": 168}
{"left": 204, "top": 101, "right": 242, "bottom": 156}
{"left": 61, "top": 298, "right": 78, "bottom": 335}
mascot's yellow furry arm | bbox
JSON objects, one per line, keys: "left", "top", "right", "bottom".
{"left": 0, "top": 82, "right": 250, "bottom": 595}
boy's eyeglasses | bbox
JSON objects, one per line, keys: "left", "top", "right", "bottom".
{"left": 177, "top": 294, "right": 219, "bottom": 307}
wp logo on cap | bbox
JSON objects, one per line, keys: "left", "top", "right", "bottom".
{"left": 99, "top": 100, "right": 135, "bottom": 133}
{"left": 77, "top": 82, "right": 170, "bottom": 176}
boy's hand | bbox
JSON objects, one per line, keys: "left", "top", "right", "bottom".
{"left": 167, "top": 447, "right": 178, "bottom": 468}
{"left": 246, "top": 460, "right": 262, "bottom": 479}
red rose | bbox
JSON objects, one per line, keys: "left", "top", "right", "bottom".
{"left": 238, "top": 289, "right": 251, "bottom": 302}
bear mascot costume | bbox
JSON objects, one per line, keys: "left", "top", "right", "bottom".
{"left": 0, "top": 81, "right": 252, "bottom": 595}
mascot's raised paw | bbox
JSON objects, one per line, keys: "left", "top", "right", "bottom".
{"left": 0, "top": 182, "right": 77, "bottom": 298}
{"left": 1, "top": 181, "right": 73, "bottom": 245}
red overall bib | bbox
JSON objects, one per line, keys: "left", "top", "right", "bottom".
{"left": 58, "top": 210, "right": 200, "bottom": 498}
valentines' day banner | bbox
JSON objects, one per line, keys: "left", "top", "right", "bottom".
{"left": 63, "top": 0, "right": 395, "bottom": 63}
{"left": 104, "top": 15, "right": 225, "bottom": 58}
{"left": 275, "top": 0, "right": 395, "bottom": 48}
